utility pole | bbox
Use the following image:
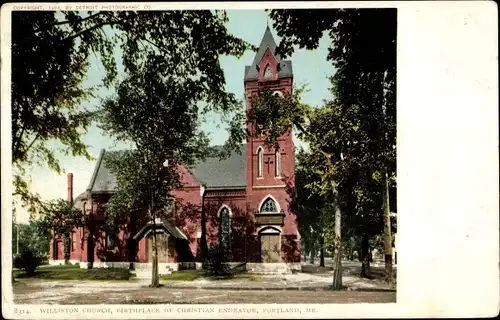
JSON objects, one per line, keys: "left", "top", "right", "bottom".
{"left": 16, "top": 223, "right": 19, "bottom": 255}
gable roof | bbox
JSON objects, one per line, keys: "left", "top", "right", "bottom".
{"left": 86, "top": 149, "right": 119, "bottom": 193}
{"left": 86, "top": 144, "right": 247, "bottom": 194}
{"left": 244, "top": 26, "right": 293, "bottom": 81}
{"left": 133, "top": 217, "right": 188, "bottom": 241}
{"left": 189, "top": 144, "right": 247, "bottom": 189}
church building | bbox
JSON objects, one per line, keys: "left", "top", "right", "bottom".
{"left": 49, "top": 26, "right": 301, "bottom": 274}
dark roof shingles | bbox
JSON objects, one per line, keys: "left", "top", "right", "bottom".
{"left": 88, "top": 145, "right": 247, "bottom": 193}
{"left": 244, "top": 26, "right": 293, "bottom": 81}
{"left": 190, "top": 144, "right": 246, "bottom": 189}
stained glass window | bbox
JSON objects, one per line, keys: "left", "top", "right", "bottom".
{"left": 220, "top": 207, "right": 231, "bottom": 250}
{"left": 260, "top": 198, "right": 278, "bottom": 213}
{"left": 264, "top": 65, "right": 273, "bottom": 78}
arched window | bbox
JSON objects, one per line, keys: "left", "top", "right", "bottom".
{"left": 275, "top": 149, "right": 280, "bottom": 177}
{"left": 260, "top": 197, "right": 278, "bottom": 213}
{"left": 273, "top": 90, "right": 284, "bottom": 98}
{"left": 257, "top": 148, "right": 263, "bottom": 177}
{"left": 264, "top": 64, "right": 273, "bottom": 78}
{"left": 71, "top": 232, "right": 77, "bottom": 252}
{"left": 219, "top": 207, "right": 231, "bottom": 251}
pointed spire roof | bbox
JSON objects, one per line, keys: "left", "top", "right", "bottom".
{"left": 244, "top": 26, "right": 293, "bottom": 82}
{"left": 250, "top": 25, "right": 278, "bottom": 67}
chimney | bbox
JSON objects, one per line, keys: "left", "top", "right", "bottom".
{"left": 67, "top": 173, "right": 73, "bottom": 203}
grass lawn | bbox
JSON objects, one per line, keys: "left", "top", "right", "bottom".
{"left": 160, "top": 269, "right": 263, "bottom": 282}
{"left": 13, "top": 265, "right": 134, "bottom": 281}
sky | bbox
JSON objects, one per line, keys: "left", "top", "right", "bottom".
{"left": 14, "top": 10, "right": 336, "bottom": 223}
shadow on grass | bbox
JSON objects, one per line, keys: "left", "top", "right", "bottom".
{"left": 160, "top": 269, "right": 264, "bottom": 282}
{"left": 325, "top": 285, "right": 396, "bottom": 293}
{"left": 13, "top": 265, "right": 132, "bottom": 281}
{"left": 301, "top": 263, "right": 394, "bottom": 281}
{"left": 160, "top": 269, "right": 201, "bottom": 281}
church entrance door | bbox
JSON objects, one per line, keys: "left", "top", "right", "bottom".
{"left": 260, "top": 233, "right": 281, "bottom": 263}
{"left": 147, "top": 232, "right": 169, "bottom": 263}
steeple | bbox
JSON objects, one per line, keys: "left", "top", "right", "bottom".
{"left": 250, "top": 25, "right": 278, "bottom": 67}
{"left": 244, "top": 26, "right": 293, "bottom": 82}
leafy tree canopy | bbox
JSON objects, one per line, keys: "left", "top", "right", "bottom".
{"left": 12, "top": 219, "right": 50, "bottom": 258}
{"left": 36, "top": 198, "right": 84, "bottom": 237}
{"left": 12, "top": 10, "right": 255, "bottom": 214}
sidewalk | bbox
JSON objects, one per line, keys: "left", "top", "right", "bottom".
{"left": 21, "top": 272, "right": 394, "bottom": 292}
{"left": 140, "top": 271, "right": 395, "bottom": 292}
{"left": 15, "top": 261, "right": 395, "bottom": 292}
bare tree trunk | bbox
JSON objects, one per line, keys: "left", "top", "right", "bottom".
{"left": 151, "top": 222, "right": 160, "bottom": 287}
{"left": 382, "top": 170, "right": 393, "bottom": 284}
{"left": 309, "top": 236, "right": 315, "bottom": 264}
{"left": 302, "top": 240, "right": 307, "bottom": 262}
{"left": 331, "top": 203, "right": 342, "bottom": 290}
{"left": 360, "top": 233, "right": 371, "bottom": 278}
{"left": 319, "top": 234, "right": 325, "bottom": 267}
{"left": 150, "top": 183, "right": 160, "bottom": 288}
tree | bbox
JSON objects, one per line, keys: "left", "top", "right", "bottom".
{"left": 35, "top": 198, "right": 84, "bottom": 263}
{"left": 248, "top": 88, "right": 346, "bottom": 289}
{"left": 268, "top": 7, "right": 396, "bottom": 284}
{"left": 338, "top": 163, "right": 387, "bottom": 278}
{"left": 12, "top": 10, "right": 253, "bottom": 216}
{"left": 295, "top": 148, "right": 333, "bottom": 267}
{"left": 12, "top": 12, "right": 96, "bottom": 215}
{"left": 246, "top": 8, "right": 397, "bottom": 286}
{"left": 12, "top": 219, "right": 50, "bottom": 260}
{"left": 100, "top": 77, "right": 209, "bottom": 286}
{"left": 98, "top": 28, "right": 249, "bottom": 284}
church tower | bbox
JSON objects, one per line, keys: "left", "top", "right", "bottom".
{"left": 244, "top": 26, "right": 300, "bottom": 265}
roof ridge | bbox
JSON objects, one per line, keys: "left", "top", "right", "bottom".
{"left": 86, "top": 149, "right": 106, "bottom": 192}
{"left": 250, "top": 26, "right": 279, "bottom": 68}
{"left": 244, "top": 26, "right": 293, "bottom": 81}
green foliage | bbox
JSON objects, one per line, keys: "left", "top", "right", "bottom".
{"left": 12, "top": 12, "right": 95, "bottom": 171}
{"left": 12, "top": 219, "right": 50, "bottom": 259}
{"left": 269, "top": 8, "right": 397, "bottom": 175}
{"left": 341, "top": 235, "right": 361, "bottom": 259}
{"left": 13, "top": 265, "right": 131, "bottom": 280}
{"left": 294, "top": 148, "right": 334, "bottom": 255}
{"left": 99, "top": 72, "right": 210, "bottom": 225}
{"left": 96, "top": 11, "right": 255, "bottom": 286}
{"left": 247, "top": 11, "right": 396, "bottom": 282}
{"left": 13, "top": 248, "right": 44, "bottom": 274}
{"left": 35, "top": 198, "right": 84, "bottom": 237}
{"left": 202, "top": 246, "right": 233, "bottom": 277}
{"left": 97, "top": 10, "right": 257, "bottom": 225}
{"left": 160, "top": 269, "right": 201, "bottom": 281}
{"left": 12, "top": 10, "right": 254, "bottom": 214}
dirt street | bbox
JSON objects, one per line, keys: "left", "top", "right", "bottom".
{"left": 13, "top": 282, "right": 396, "bottom": 304}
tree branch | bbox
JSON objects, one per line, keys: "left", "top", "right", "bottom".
{"left": 34, "top": 12, "right": 105, "bottom": 32}
{"left": 12, "top": 125, "right": 26, "bottom": 160}
{"left": 61, "top": 20, "right": 123, "bottom": 43}
{"left": 15, "top": 132, "right": 41, "bottom": 165}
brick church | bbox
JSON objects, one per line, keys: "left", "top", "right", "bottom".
{"left": 49, "top": 26, "right": 301, "bottom": 274}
